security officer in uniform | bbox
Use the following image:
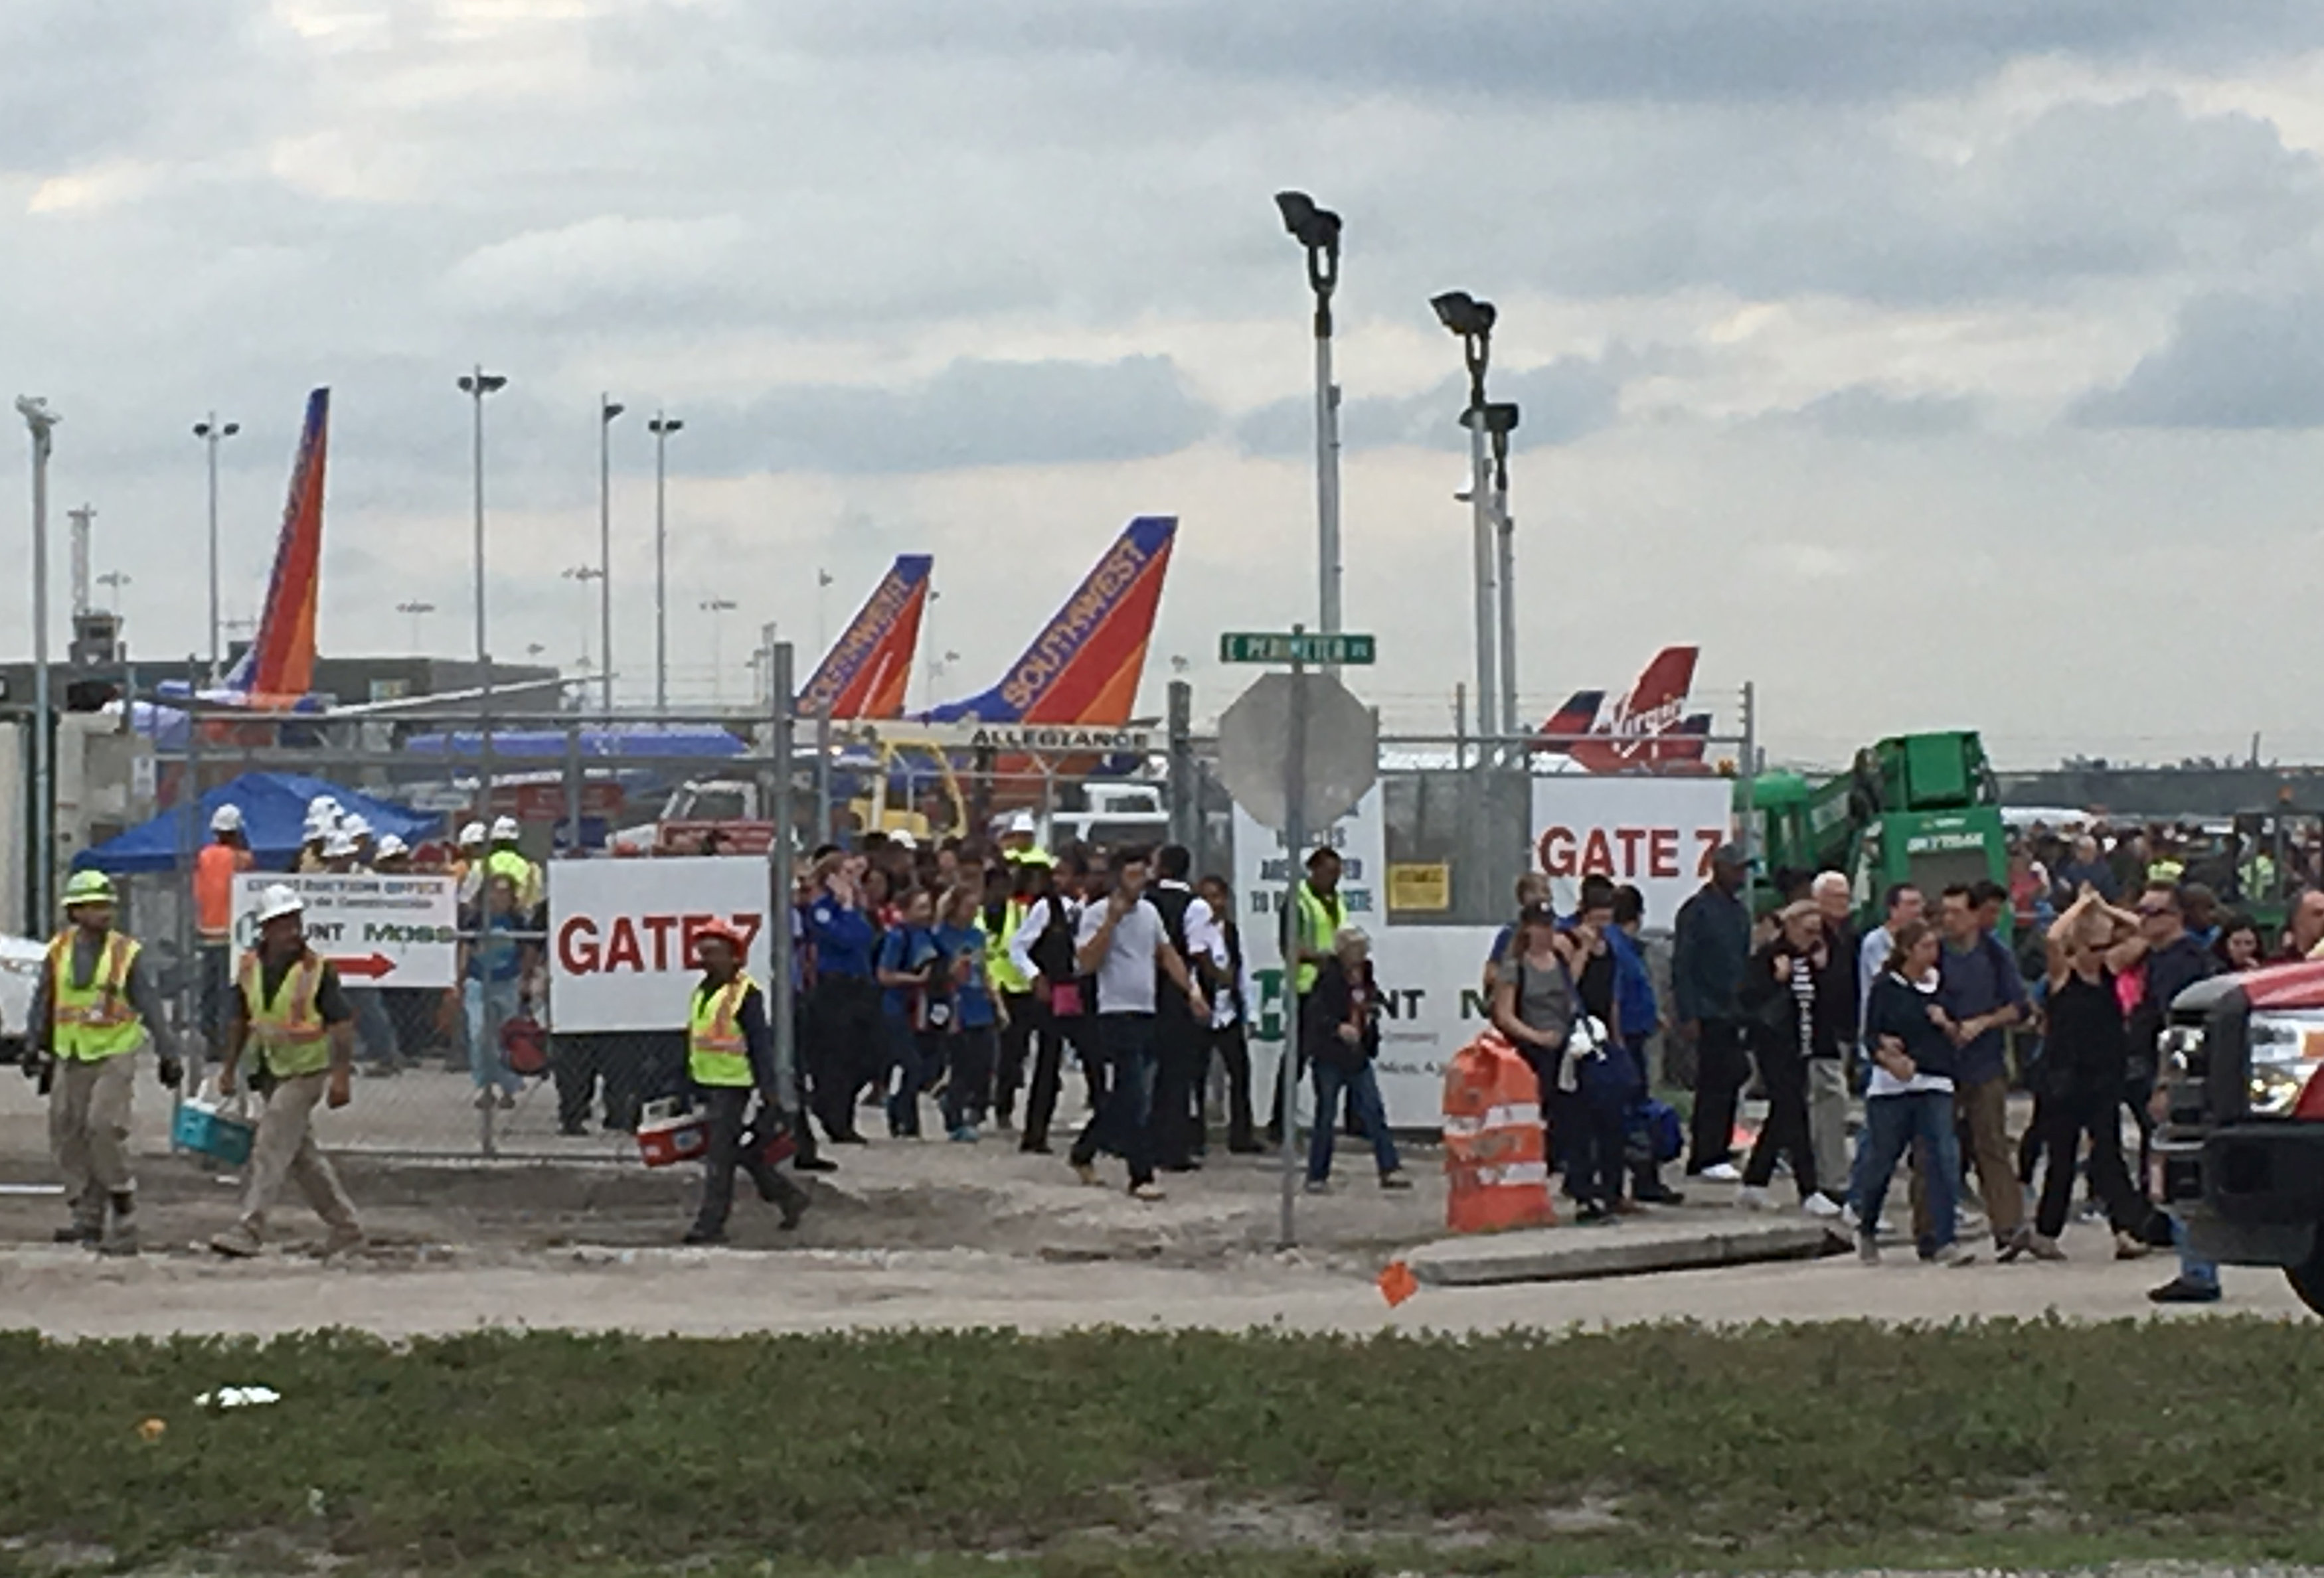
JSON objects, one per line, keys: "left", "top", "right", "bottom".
{"left": 23, "top": 870, "right": 183, "bottom": 1253}
{"left": 211, "top": 884, "right": 365, "bottom": 1258}
{"left": 685, "top": 920, "right": 810, "bottom": 1243}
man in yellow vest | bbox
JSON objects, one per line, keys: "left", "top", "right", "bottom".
{"left": 998, "top": 809, "right": 1055, "bottom": 868}
{"left": 210, "top": 884, "right": 364, "bottom": 1258}
{"left": 485, "top": 816, "right": 544, "bottom": 915}
{"left": 23, "top": 870, "right": 182, "bottom": 1253}
{"left": 1267, "top": 846, "right": 1349, "bottom": 1143}
{"left": 986, "top": 860, "right": 1040, "bottom": 1132}
{"left": 685, "top": 920, "right": 809, "bottom": 1244}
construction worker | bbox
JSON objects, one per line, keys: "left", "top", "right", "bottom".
{"left": 373, "top": 834, "right": 412, "bottom": 874}
{"left": 21, "top": 870, "right": 183, "bottom": 1253}
{"left": 997, "top": 809, "right": 1055, "bottom": 868}
{"left": 210, "top": 884, "right": 364, "bottom": 1259}
{"left": 684, "top": 919, "right": 809, "bottom": 1244}
{"left": 485, "top": 815, "right": 543, "bottom": 914}
{"left": 297, "top": 801, "right": 337, "bottom": 872}
{"left": 986, "top": 860, "right": 1040, "bottom": 1131}
{"left": 195, "top": 803, "right": 256, "bottom": 1046}
{"left": 343, "top": 813, "right": 376, "bottom": 870}
{"left": 321, "top": 827, "right": 361, "bottom": 874}
{"left": 1267, "top": 846, "right": 1349, "bottom": 1143}
{"left": 453, "top": 820, "right": 489, "bottom": 900}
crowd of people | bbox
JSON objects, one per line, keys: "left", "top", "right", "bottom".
{"left": 1661, "top": 820, "right": 2324, "bottom": 1298}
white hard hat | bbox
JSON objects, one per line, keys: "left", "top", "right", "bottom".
{"left": 374, "top": 833, "right": 409, "bottom": 860}
{"left": 490, "top": 815, "right": 521, "bottom": 842}
{"left": 459, "top": 821, "right": 487, "bottom": 848}
{"left": 210, "top": 803, "right": 244, "bottom": 834}
{"left": 303, "top": 813, "right": 332, "bottom": 840}
{"left": 1005, "top": 811, "right": 1037, "bottom": 836}
{"left": 307, "top": 795, "right": 340, "bottom": 817}
{"left": 343, "top": 813, "right": 372, "bottom": 840}
{"left": 256, "top": 883, "right": 305, "bottom": 924}
{"left": 887, "top": 828, "right": 917, "bottom": 850}
{"left": 324, "top": 829, "right": 359, "bottom": 858}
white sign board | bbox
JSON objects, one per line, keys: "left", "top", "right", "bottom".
{"left": 549, "top": 856, "right": 773, "bottom": 1034}
{"left": 230, "top": 873, "right": 459, "bottom": 989}
{"left": 1529, "top": 775, "right": 1734, "bottom": 929}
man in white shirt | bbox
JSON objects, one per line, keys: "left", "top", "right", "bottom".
{"left": 1857, "top": 883, "right": 1924, "bottom": 1050}
{"left": 1068, "top": 848, "right": 1208, "bottom": 1201}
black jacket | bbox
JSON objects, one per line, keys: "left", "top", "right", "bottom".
{"left": 1301, "top": 957, "right": 1380, "bottom": 1069}
{"left": 1738, "top": 939, "right": 1848, "bottom": 1063}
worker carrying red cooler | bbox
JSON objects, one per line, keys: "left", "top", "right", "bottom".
{"left": 685, "top": 920, "right": 811, "bottom": 1244}
{"left": 22, "top": 870, "right": 184, "bottom": 1255}
{"left": 210, "top": 883, "right": 365, "bottom": 1259}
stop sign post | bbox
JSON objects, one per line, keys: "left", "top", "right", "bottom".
{"left": 1218, "top": 625, "right": 1379, "bottom": 1247}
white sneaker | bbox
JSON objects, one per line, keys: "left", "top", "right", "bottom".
{"left": 1735, "top": 1184, "right": 1771, "bottom": 1211}
{"left": 1700, "top": 1162, "right": 1742, "bottom": 1183}
{"left": 1934, "top": 1241, "right": 1979, "bottom": 1269}
{"left": 1839, "top": 1201, "right": 1862, "bottom": 1232}
{"left": 1802, "top": 1194, "right": 1843, "bottom": 1221}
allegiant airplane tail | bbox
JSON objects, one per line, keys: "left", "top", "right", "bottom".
{"left": 220, "top": 387, "right": 329, "bottom": 706}
{"left": 797, "top": 555, "right": 932, "bottom": 721}
{"left": 926, "top": 515, "right": 1175, "bottom": 726}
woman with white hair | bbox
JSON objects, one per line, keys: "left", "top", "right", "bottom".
{"left": 1299, "top": 927, "right": 1410, "bottom": 1193}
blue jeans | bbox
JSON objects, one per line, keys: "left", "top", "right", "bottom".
{"left": 1070, "top": 1014, "right": 1159, "bottom": 1185}
{"left": 884, "top": 1014, "right": 938, "bottom": 1137}
{"left": 1309, "top": 1060, "right": 1400, "bottom": 1182}
{"left": 463, "top": 977, "right": 521, "bottom": 1095}
{"left": 2171, "top": 1212, "right": 2220, "bottom": 1293}
{"left": 1850, "top": 1090, "right": 1962, "bottom": 1252}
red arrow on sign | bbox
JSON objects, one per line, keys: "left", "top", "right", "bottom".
{"left": 329, "top": 953, "right": 398, "bottom": 980}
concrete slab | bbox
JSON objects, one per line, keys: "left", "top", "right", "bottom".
{"left": 1406, "top": 1215, "right": 1837, "bottom": 1286}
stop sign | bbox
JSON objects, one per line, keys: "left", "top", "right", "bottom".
{"left": 1215, "top": 671, "right": 1378, "bottom": 834}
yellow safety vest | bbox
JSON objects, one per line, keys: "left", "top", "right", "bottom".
{"left": 47, "top": 930, "right": 143, "bottom": 1062}
{"left": 987, "top": 900, "right": 1031, "bottom": 994}
{"left": 485, "top": 848, "right": 542, "bottom": 909}
{"left": 689, "top": 974, "right": 759, "bottom": 1089}
{"left": 1292, "top": 884, "right": 1345, "bottom": 996}
{"left": 1005, "top": 844, "right": 1056, "bottom": 869}
{"left": 238, "top": 949, "right": 334, "bottom": 1078}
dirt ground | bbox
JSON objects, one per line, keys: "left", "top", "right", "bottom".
{"left": 3, "top": 1064, "right": 2310, "bottom": 1340}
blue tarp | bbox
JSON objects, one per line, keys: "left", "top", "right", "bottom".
{"left": 74, "top": 773, "right": 444, "bottom": 875}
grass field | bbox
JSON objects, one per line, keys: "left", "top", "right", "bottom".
{"left": 5, "top": 1318, "right": 2323, "bottom": 1576}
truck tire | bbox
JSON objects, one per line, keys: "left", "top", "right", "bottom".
{"left": 2285, "top": 1239, "right": 2324, "bottom": 1317}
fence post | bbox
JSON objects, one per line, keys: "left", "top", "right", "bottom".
{"left": 769, "top": 639, "right": 798, "bottom": 1108}
{"left": 1167, "top": 679, "right": 1195, "bottom": 852}
{"left": 180, "top": 669, "right": 204, "bottom": 1100}
{"left": 562, "top": 722, "right": 584, "bottom": 856}
{"left": 813, "top": 704, "right": 833, "bottom": 847}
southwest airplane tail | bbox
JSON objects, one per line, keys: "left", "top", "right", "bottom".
{"left": 926, "top": 515, "right": 1175, "bottom": 727}
{"left": 797, "top": 555, "right": 932, "bottom": 721}
{"left": 222, "top": 387, "right": 329, "bottom": 707}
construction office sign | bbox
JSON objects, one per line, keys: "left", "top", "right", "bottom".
{"left": 230, "top": 873, "right": 459, "bottom": 988}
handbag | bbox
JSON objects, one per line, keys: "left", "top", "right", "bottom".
{"left": 1049, "top": 981, "right": 1085, "bottom": 1018}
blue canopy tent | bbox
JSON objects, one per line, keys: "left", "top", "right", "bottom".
{"left": 74, "top": 773, "right": 444, "bottom": 875}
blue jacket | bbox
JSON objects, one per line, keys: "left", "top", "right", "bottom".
{"left": 1671, "top": 884, "right": 1750, "bottom": 1022}
{"left": 1609, "top": 927, "right": 1659, "bottom": 1042}
{"left": 807, "top": 898, "right": 876, "bottom": 979}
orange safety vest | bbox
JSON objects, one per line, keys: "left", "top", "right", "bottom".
{"left": 1440, "top": 1030, "right": 1555, "bottom": 1234}
{"left": 195, "top": 843, "right": 252, "bottom": 939}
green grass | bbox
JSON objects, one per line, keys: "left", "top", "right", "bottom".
{"left": 5, "top": 1320, "right": 2324, "bottom": 1575}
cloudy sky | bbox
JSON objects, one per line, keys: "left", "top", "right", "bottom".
{"left": 8, "top": 1, "right": 2324, "bottom": 765}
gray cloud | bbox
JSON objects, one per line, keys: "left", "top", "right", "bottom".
{"left": 2072, "top": 291, "right": 2324, "bottom": 430}
{"left": 794, "top": 1, "right": 2324, "bottom": 106}
{"left": 689, "top": 355, "right": 1219, "bottom": 475}
{"left": 1759, "top": 386, "right": 1985, "bottom": 439}
{"left": 1236, "top": 352, "right": 1633, "bottom": 457}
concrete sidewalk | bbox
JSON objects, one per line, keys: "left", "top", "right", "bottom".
{"left": 1407, "top": 1213, "right": 1838, "bottom": 1286}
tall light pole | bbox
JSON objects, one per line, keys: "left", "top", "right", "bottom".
{"left": 1275, "top": 191, "right": 1345, "bottom": 665}
{"left": 1431, "top": 291, "right": 1498, "bottom": 748}
{"left": 815, "top": 567, "right": 833, "bottom": 658}
{"left": 563, "top": 564, "right": 604, "bottom": 676}
{"left": 598, "top": 394, "right": 624, "bottom": 717}
{"left": 701, "top": 595, "right": 737, "bottom": 704}
{"left": 457, "top": 366, "right": 509, "bottom": 705}
{"left": 647, "top": 412, "right": 683, "bottom": 710}
{"left": 193, "top": 414, "right": 239, "bottom": 686}
{"left": 396, "top": 598, "right": 436, "bottom": 657}
{"left": 1481, "top": 401, "right": 1521, "bottom": 738}
{"left": 95, "top": 570, "right": 130, "bottom": 613}
{"left": 18, "top": 395, "right": 59, "bottom": 928}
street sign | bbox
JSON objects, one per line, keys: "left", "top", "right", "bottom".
{"left": 1215, "top": 671, "right": 1379, "bottom": 834}
{"left": 1219, "top": 631, "right": 1376, "bottom": 667}
{"left": 229, "top": 873, "right": 459, "bottom": 989}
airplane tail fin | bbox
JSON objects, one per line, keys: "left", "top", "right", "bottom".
{"left": 1623, "top": 645, "right": 1699, "bottom": 724}
{"left": 1534, "top": 689, "right": 1605, "bottom": 750}
{"left": 1662, "top": 712, "right": 1714, "bottom": 763}
{"left": 926, "top": 516, "right": 1175, "bottom": 726}
{"left": 1566, "top": 645, "right": 1702, "bottom": 774}
{"left": 797, "top": 555, "right": 933, "bottom": 721}
{"left": 225, "top": 388, "right": 329, "bottom": 700}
